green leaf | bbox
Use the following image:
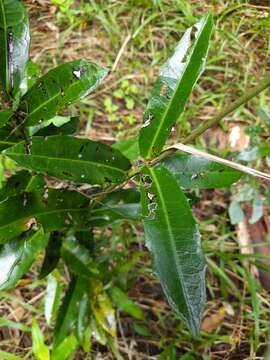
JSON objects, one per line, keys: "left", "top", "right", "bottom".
{"left": 39, "top": 232, "right": 62, "bottom": 279}
{"left": 140, "top": 165, "right": 206, "bottom": 336}
{"left": 4, "top": 135, "right": 131, "bottom": 184}
{"left": 19, "top": 59, "right": 107, "bottom": 127}
{"left": 0, "top": 189, "right": 91, "bottom": 243}
{"left": 35, "top": 116, "right": 79, "bottom": 137}
{"left": 0, "top": 125, "right": 17, "bottom": 151}
{"left": 139, "top": 13, "right": 213, "bottom": 159}
{"left": 51, "top": 334, "right": 78, "bottom": 360}
{"left": 161, "top": 153, "right": 242, "bottom": 189}
{"left": 0, "top": 170, "right": 45, "bottom": 203}
{"left": 32, "top": 319, "right": 50, "bottom": 360}
{"left": 0, "top": 228, "right": 48, "bottom": 291}
{"left": 0, "top": 109, "right": 13, "bottom": 128}
{"left": 61, "top": 232, "right": 97, "bottom": 277}
{"left": 0, "top": 316, "right": 31, "bottom": 332}
{"left": 75, "top": 292, "right": 90, "bottom": 344}
{"left": 0, "top": 0, "right": 30, "bottom": 98}
{"left": 0, "top": 351, "right": 24, "bottom": 360}
{"left": 53, "top": 276, "right": 89, "bottom": 347}
{"left": 112, "top": 137, "right": 140, "bottom": 162}
{"left": 44, "top": 272, "right": 62, "bottom": 325}
{"left": 90, "top": 188, "right": 141, "bottom": 225}
{"left": 109, "top": 286, "right": 144, "bottom": 320}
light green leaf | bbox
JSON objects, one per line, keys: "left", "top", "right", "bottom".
{"left": 19, "top": 59, "right": 107, "bottom": 127}
{"left": 139, "top": 13, "right": 213, "bottom": 159}
{"left": 161, "top": 153, "right": 242, "bottom": 188}
{"left": 141, "top": 165, "right": 206, "bottom": 336}
{"left": 4, "top": 136, "right": 131, "bottom": 185}
{"left": 51, "top": 335, "right": 78, "bottom": 360}
{"left": 228, "top": 200, "right": 244, "bottom": 225}
{"left": 0, "top": 316, "right": 31, "bottom": 332}
{"left": 32, "top": 319, "right": 50, "bottom": 360}
{"left": 0, "top": 0, "right": 30, "bottom": 98}
{"left": 0, "top": 351, "right": 24, "bottom": 360}
{"left": 0, "top": 228, "right": 48, "bottom": 290}
{"left": 109, "top": 286, "right": 144, "bottom": 320}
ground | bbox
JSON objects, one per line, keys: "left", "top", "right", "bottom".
{"left": 1, "top": 0, "right": 270, "bottom": 359}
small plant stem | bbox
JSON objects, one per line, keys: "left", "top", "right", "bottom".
{"left": 151, "top": 73, "right": 270, "bottom": 165}
{"left": 183, "top": 73, "right": 270, "bottom": 144}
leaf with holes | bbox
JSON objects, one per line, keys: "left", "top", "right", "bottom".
{"left": 141, "top": 165, "right": 206, "bottom": 336}
{"left": 19, "top": 60, "right": 107, "bottom": 127}
{"left": 4, "top": 136, "right": 131, "bottom": 185}
{"left": 161, "top": 153, "right": 242, "bottom": 188}
{"left": 0, "top": 228, "right": 49, "bottom": 290}
{"left": 0, "top": 0, "right": 30, "bottom": 98}
{"left": 139, "top": 13, "right": 213, "bottom": 159}
{"left": 0, "top": 188, "right": 91, "bottom": 243}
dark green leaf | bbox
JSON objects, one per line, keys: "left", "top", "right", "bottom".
{"left": 0, "top": 189, "right": 91, "bottom": 243}
{"left": 0, "top": 228, "right": 48, "bottom": 290}
{"left": 53, "top": 276, "right": 89, "bottom": 347}
{"left": 139, "top": 13, "right": 213, "bottom": 159}
{"left": 75, "top": 292, "right": 90, "bottom": 344}
{"left": 0, "top": 125, "right": 17, "bottom": 151}
{"left": 19, "top": 60, "right": 107, "bottom": 127}
{"left": 61, "top": 232, "right": 97, "bottom": 277}
{"left": 0, "top": 170, "right": 45, "bottom": 203}
{"left": 91, "top": 188, "right": 141, "bottom": 225}
{"left": 35, "top": 116, "right": 79, "bottom": 136}
{"left": 141, "top": 166, "right": 206, "bottom": 336}
{"left": 0, "top": 0, "right": 30, "bottom": 98}
{"left": 4, "top": 135, "right": 131, "bottom": 184}
{"left": 161, "top": 153, "right": 242, "bottom": 188}
{"left": 0, "top": 109, "right": 13, "bottom": 128}
{"left": 39, "top": 232, "right": 62, "bottom": 279}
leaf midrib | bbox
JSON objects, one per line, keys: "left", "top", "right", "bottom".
{"left": 145, "top": 15, "right": 208, "bottom": 159}
{"left": 148, "top": 167, "right": 195, "bottom": 326}
{"left": 7, "top": 151, "right": 127, "bottom": 175}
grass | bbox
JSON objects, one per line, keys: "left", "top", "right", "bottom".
{"left": 1, "top": 0, "right": 270, "bottom": 359}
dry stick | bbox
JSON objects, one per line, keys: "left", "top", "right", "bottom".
{"left": 152, "top": 73, "right": 270, "bottom": 165}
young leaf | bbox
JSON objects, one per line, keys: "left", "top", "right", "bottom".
{"left": 4, "top": 136, "right": 131, "bottom": 184}
{"left": 0, "top": 189, "right": 91, "bottom": 243}
{"left": 19, "top": 59, "right": 108, "bottom": 127}
{"left": 161, "top": 153, "right": 242, "bottom": 188}
{"left": 39, "top": 232, "right": 62, "bottom": 279}
{"left": 51, "top": 334, "right": 78, "bottom": 360}
{"left": 139, "top": 13, "right": 213, "bottom": 159}
{"left": 0, "top": 0, "right": 30, "bottom": 98}
{"left": 53, "top": 276, "right": 89, "bottom": 347}
{"left": 141, "top": 166, "right": 206, "bottom": 336}
{"left": 44, "top": 273, "right": 62, "bottom": 325}
{"left": 0, "top": 228, "right": 48, "bottom": 291}
{"left": 32, "top": 319, "right": 50, "bottom": 360}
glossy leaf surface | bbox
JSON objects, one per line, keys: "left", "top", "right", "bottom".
{"left": 0, "top": 229, "right": 48, "bottom": 290}
{"left": 20, "top": 60, "right": 107, "bottom": 126}
{"left": 0, "top": 0, "right": 30, "bottom": 98}
{"left": 61, "top": 233, "right": 97, "bottom": 277}
{"left": 161, "top": 153, "right": 242, "bottom": 188}
{"left": 39, "top": 232, "right": 62, "bottom": 279}
{"left": 4, "top": 136, "right": 131, "bottom": 184}
{"left": 141, "top": 166, "right": 206, "bottom": 336}
{"left": 53, "top": 276, "right": 89, "bottom": 347}
{"left": 44, "top": 273, "right": 62, "bottom": 325}
{"left": 139, "top": 13, "right": 213, "bottom": 159}
{"left": 0, "top": 189, "right": 91, "bottom": 243}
